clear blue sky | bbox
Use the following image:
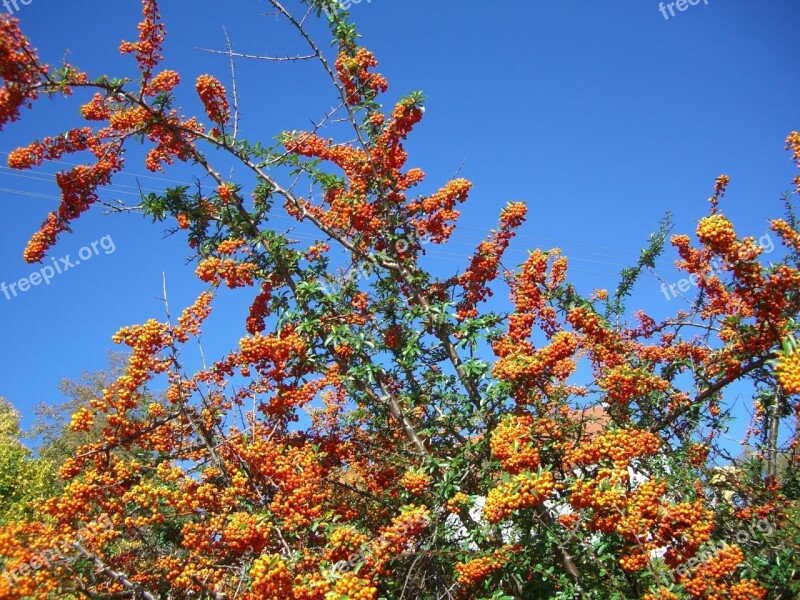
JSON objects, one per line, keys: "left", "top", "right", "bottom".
{"left": 1, "top": 0, "right": 798, "bottom": 438}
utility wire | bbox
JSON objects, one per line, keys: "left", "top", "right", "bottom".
{"left": 0, "top": 151, "right": 638, "bottom": 259}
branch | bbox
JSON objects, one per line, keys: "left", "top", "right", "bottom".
{"left": 651, "top": 355, "right": 770, "bottom": 433}
{"left": 196, "top": 47, "right": 315, "bottom": 62}
{"left": 72, "top": 542, "right": 158, "bottom": 600}
{"left": 221, "top": 27, "right": 240, "bottom": 142}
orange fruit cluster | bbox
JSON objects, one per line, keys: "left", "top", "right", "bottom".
{"left": 565, "top": 428, "right": 661, "bottom": 469}
{"left": 787, "top": 131, "right": 800, "bottom": 192}
{"left": 697, "top": 544, "right": 744, "bottom": 580}
{"left": 492, "top": 331, "right": 578, "bottom": 398}
{"left": 143, "top": 113, "right": 204, "bottom": 172}
{"left": 446, "top": 492, "right": 470, "bottom": 514}
{"left": 614, "top": 478, "right": 668, "bottom": 551}
{"left": 688, "top": 443, "right": 710, "bottom": 466}
{"left": 0, "top": 14, "right": 47, "bottom": 129}
{"left": 483, "top": 471, "right": 555, "bottom": 523}
{"left": 324, "top": 527, "right": 370, "bottom": 563}
{"left": 566, "top": 305, "right": 625, "bottom": 368}
{"left": 175, "top": 291, "right": 213, "bottom": 341}
{"left": 266, "top": 446, "right": 327, "bottom": 531}
{"left": 495, "top": 249, "right": 561, "bottom": 349}
{"left": 69, "top": 406, "right": 95, "bottom": 432}
{"left": 659, "top": 501, "right": 715, "bottom": 562}
{"left": 238, "top": 326, "right": 308, "bottom": 381}
{"left": 195, "top": 74, "right": 230, "bottom": 127}
{"left": 775, "top": 349, "right": 800, "bottom": 394}
{"left": 110, "top": 318, "right": 171, "bottom": 411}
{"left": 619, "top": 550, "right": 650, "bottom": 572}
{"left": 196, "top": 257, "right": 259, "bottom": 289}
{"left": 244, "top": 278, "right": 277, "bottom": 335}
{"left": 455, "top": 545, "right": 517, "bottom": 589}
{"left": 456, "top": 202, "right": 528, "bottom": 321}
{"left": 146, "top": 69, "right": 180, "bottom": 96}
{"left": 221, "top": 512, "right": 268, "bottom": 554}
{"left": 697, "top": 214, "right": 738, "bottom": 256}
{"left": 217, "top": 183, "right": 234, "bottom": 204}
{"left": 15, "top": 127, "right": 124, "bottom": 262}
{"left": 281, "top": 82, "right": 436, "bottom": 267}
{"left": 249, "top": 554, "right": 294, "bottom": 599}
{"left": 80, "top": 92, "right": 112, "bottom": 121}
{"left": 642, "top": 588, "right": 679, "bottom": 600}
{"left": 771, "top": 218, "right": 800, "bottom": 251}
{"left": 304, "top": 242, "right": 329, "bottom": 262}
{"left": 371, "top": 505, "right": 431, "bottom": 562}
{"left": 490, "top": 414, "right": 540, "bottom": 474}
{"left": 382, "top": 324, "right": 403, "bottom": 350}
{"left": 8, "top": 127, "right": 96, "bottom": 170}
{"left": 680, "top": 544, "right": 766, "bottom": 598}
{"left": 330, "top": 572, "right": 379, "bottom": 600}
{"left": 729, "top": 579, "right": 768, "bottom": 599}
{"left": 335, "top": 46, "right": 387, "bottom": 106}
{"left": 109, "top": 106, "right": 150, "bottom": 131}
{"left": 455, "top": 554, "right": 502, "bottom": 586}
{"left": 568, "top": 468, "right": 628, "bottom": 517}
{"left": 400, "top": 470, "right": 431, "bottom": 495}
{"left": 119, "top": 0, "right": 165, "bottom": 81}
{"left": 599, "top": 365, "right": 669, "bottom": 405}
{"left": 408, "top": 178, "right": 471, "bottom": 246}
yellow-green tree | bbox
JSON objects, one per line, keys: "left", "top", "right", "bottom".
{"left": 0, "top": 398, "right": 56, "bottom": 524}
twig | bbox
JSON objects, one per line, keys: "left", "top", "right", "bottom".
{"left": 197, "top": 47, "right": 315, "bottom": 62}
{"left": 72, "top": 542, "right": 158, "bottom": 600}
{"left": 221, "top": 27, "right": 240, "bottom": 141}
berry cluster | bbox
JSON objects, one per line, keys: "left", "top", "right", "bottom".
{"left": 446, "top": 492, "right": 470, "bottom": 514}
{"left": 249, "top": 554, "right": 294, "bottom": 599}
{"left": 483, "top": 471, "right": 555, "bottom": 523}
{"left": 196, "top": 257, "right": 260, "bottom": 289}
{"left": 489, "top": 414, "right": 540, "bottom": 474}
{"left": 119, "top": 0, "right": 166, "bottom": 82}
{"left": 697, "top": 214, "right": 738, "bottom": 256}
{"left": 400, "top": 470, "right": 431, "bottom": 495}
{"left": 330, "top": 572, "right": 378, "bottom": 600}
{"left": 775, "top": 349, "right": 800, "bottom": 394}
{"left": 196, "top": 74, "right": 230, "bottom": 129}
{"left": 456, "top": 202, "right": 527, "bottom": 320}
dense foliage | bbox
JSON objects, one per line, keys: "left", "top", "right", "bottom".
{"left": 0, "top": 1, "right": 799, "bottom": 598}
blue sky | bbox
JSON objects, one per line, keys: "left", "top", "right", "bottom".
{"left": 0, "top": 0, "right": 798, "bottom": 441}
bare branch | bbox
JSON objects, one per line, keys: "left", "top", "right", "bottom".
{"left": 196, "top": 47, "right": 315, "bottom": 62}
{"left": 72, "top": 542, "right": 159, "bottom": 600}
{"left": 222, "top": 27, "right": 241, "bottom": 141}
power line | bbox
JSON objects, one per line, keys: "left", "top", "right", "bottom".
{"left": 0, "top": 169, "right": 148, "bottom": 197}
{"left": 0, "top": 151, "right": 638, "bottom": 258}
{"left": 0, "top": 151, "right": 193, "bottom": 186}
{"left": 0, "top": 183, "right": 630, "bottom": 274}
{"left": 0, "top": 187, "right": 62, "bottom": 201}
{"left": 0, "top": 155, "right": 639, "bottom": 270}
